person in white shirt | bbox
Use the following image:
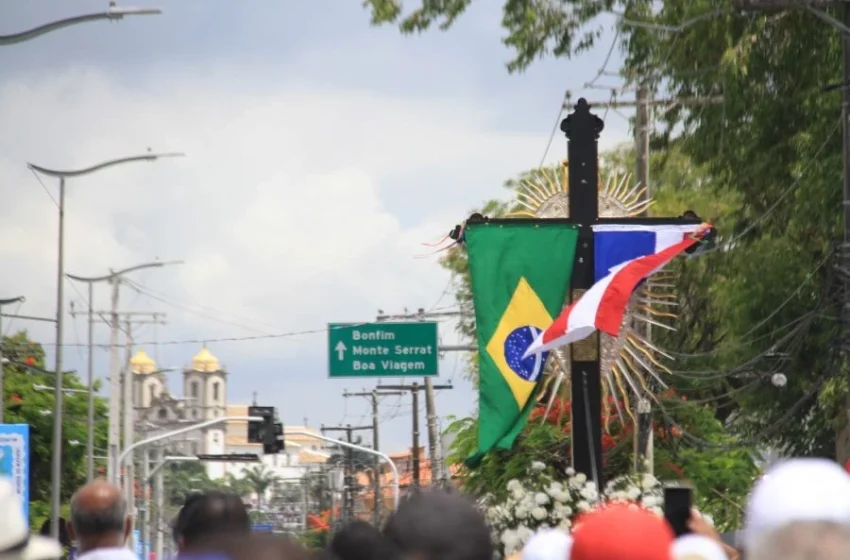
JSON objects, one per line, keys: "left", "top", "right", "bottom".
{"left": 67, "top": 480, "right": 136, "bottom": 560}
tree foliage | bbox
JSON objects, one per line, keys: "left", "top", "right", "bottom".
{"left": 369, "top": 0, "right": 850, "bottom": 466}
{"left": 1, "top": 331, "right": 108, "bottom": 531}
{"left": 362, "top": 0, "right": 634, "bottom": 73}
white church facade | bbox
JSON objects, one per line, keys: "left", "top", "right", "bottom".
{"left": 129, "top": 347, "right": 328, "bottom": 483}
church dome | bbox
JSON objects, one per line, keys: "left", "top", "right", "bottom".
{"left": 191, "top": 346, "right": 221, "bottom": 373}
{"left": 131, "top": 349, "right": 157, "bottom": 375}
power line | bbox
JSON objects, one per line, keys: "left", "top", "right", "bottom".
{"left": 34, "top": 313, "right": 462, "bottom": 348}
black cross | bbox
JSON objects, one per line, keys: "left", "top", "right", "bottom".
{"left": 457, "top": 99, "right": 710, "bottom": 488}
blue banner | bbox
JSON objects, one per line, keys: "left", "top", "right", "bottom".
{"left": 252, "top": 523, "right": 274, "bottom": 533}
{"left": 133, "top": 530, "right": 142, "bottom": 559}
{"left": 0, "top": 424, "right": 29, "bottom": 523}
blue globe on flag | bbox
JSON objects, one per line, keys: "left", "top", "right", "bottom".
{"left": 504, "top": 326, "right": 549, "bottom": 382}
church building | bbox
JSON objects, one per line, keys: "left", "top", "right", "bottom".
{"left": 130, "top": 346, "right": 228, "bottom": 479}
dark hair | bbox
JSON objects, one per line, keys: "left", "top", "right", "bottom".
{"left": 383, "top": 491, "right": 492, "bottom": 560}
{"left": 39, "top": 518, "right": 72, "bottom": 547}
{"left": 69, "top": 487, "right": 127, "bottom": 539}
{"left": 329, "top": 521, "right": 385, "bottom": 560}
{"left": 173, "top": 491, "right": 250, "bottom": 549}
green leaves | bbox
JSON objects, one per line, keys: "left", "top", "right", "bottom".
{"left": 362, "top": 0, "right": 635, "bottom": 72}
{"left": 1, "top": 331, "right": 109, "bottom": 530}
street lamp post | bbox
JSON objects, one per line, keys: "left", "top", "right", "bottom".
{"left": 0, "top": 5, "right": 161, "bottom": 46}
{"left": 67, "top": 261, "right": 182, "bottom": 482}
{"left": 0, "top": 296, "right": 26, "bottom": 423}
{"left": 29, "top": 151, "right": 185, "bottom": 539}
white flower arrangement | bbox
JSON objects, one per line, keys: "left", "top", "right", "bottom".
{"left": 485, "top": 466, "right": 666, "bottom": 557}
{"left": 603, "top": 471, "right": 665, "bottom": 517}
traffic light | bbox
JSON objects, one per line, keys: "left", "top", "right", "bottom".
{"left": 247, "top": 406, "right": 274, "bottom": 444}
{"left": 267, "top": 421, "right": 284, "bottom": 454}
{"left": 247, "top": 406, "right": 284, "bottom": 454}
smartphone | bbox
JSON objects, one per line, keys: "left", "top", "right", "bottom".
{"left": 664, "top": 485, "right": 693, "bottom": 537}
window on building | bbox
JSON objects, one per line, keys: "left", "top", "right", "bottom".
{"left": 149, "top": 384, "right": 156, "bottom": 404}
{"left": 191, "top": 381, "right": 199, "bottom": 399}
{"left": 212, "top": 381, "right": 220, "bottom": 402}
{"left": 158, "top": 408, "right": 167, "bottom": 420}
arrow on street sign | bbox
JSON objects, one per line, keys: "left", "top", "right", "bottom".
{"left": 335, "top": 341, "right": 347, "bottom": 360}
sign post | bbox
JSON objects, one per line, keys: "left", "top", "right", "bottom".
{"left": 327, "top": 322, "right": 439, "bottom": 378}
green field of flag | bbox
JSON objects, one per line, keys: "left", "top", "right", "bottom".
{"left": 464, "top": 221, "right": 578, "bottom": 466}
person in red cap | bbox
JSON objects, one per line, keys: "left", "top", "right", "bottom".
{"left": 571, "top": 503, "right": 674, "bottom": 560}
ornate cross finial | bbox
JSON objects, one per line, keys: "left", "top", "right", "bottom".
{"left": 561, "top": 98, "right": 605, "bottom": 141}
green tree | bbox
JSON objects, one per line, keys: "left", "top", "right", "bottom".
{"left": 164, "top": 461, "right": 220, "bottom": 506}
{"left": 615, "top": 0, "right": 843, "bottom": 460}
{"left": 242, "top": 464, "right": 280, "bottom": 508}
{"left": 1, "top": 331, "right": 108, "bottom": 530}
{"left": 362, "top": 0, "right": 636, "bottom": 73}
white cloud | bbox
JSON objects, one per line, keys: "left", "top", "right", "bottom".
{"left": 0, "top": 67, "right": 598, "bottom": 361}
{"left": 0, "top": 64, "right": 630, "bottom": 451}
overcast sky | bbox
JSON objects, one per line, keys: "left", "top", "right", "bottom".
{"left": 0, "top": 1, "right": 632, "bottom": 453}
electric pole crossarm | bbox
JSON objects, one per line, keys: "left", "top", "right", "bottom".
{"left": 377, "top": 385, "right": 454, "bottom": 391}
{"left": 376, "top": 311, "right": 465, "bottom": 321}
{"left": 0, "top": 313, "right": 55, "bottom": 323}
{"left": 343, "top": 391, "right": 405, "bottom": 397}
{"left": 568, "top": 96, "right": 724, "bottom": 110}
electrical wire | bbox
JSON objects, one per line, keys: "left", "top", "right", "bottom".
{"left": 124, "top": 279, "right": 274, "bottom": 335}
{"left": 665, "top": 249, "right": 835, "bottom": 361}
{"left": 537, "top": 90, "right": 569, "bottom": 169}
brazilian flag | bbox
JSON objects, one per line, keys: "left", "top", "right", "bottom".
{"left": 465, "top": 221, "right": 578, "bottom": 466}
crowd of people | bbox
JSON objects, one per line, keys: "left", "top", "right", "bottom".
{"left": 4, "top": 457, "right": 850, "bottom": 560}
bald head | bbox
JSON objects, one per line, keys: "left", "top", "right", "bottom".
{"left": 69, "top": 480, "right": 130, "bottom": 551}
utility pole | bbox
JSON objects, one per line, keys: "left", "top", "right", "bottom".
{"left": 153, "top": 445, "right": 164, "bottom": 560}
{"left": 321, "top": 424, "right": 372, "bottom": 523}
{"left": 67, "top": 260, "right": 180, "bottom": 484}
{"left": 377, "top": 308, "right": 462, "bottom": 483}
{"left": 0, "top": 296, "right": 26, "bottom": 424}
{"left": 634, "top": 83, "right": 654, "bottom": 473}
{"left": 69, "top": 292, "right": 98, "bottom": 481}
{"left": 343, "top": 389, "right": 404, "bottom": 524}
{"left": 84, "top": 310, "right": 166, "bottom": 498}
{"left": 121, "top": 313, "right": 166, "bottom": 512}
{"left": 376, "top": 383, "right": 453, "bottom": 489}
{"left": 108, "top": 278, "right": 121, "bottom": 482}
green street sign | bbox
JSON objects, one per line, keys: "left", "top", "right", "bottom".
{"left": 328, "top": 322, "right": 439, "bottom": 378}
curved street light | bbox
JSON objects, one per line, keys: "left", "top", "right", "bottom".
{"left": 29, "top": 152, "right": 185, "bottom": 538}
{"left": 67, "top": 261, "right": 183, "bottom": 483}
{"left": 0, "top": 5, "right": 162, "bottom": 46}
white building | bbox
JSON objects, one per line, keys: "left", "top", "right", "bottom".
{"left": 130, "top": 346, "right": 228, "bottom": 479}
{"left": 130, "top": 347, "right": 330, "bottom": 484}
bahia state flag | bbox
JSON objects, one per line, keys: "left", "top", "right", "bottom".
{"left": 524, "top": 223, "right": 708, "bottom": 357}
{"left": 592, "top": 224, "right": 702, "bottom": 281}
{"left": 464, "top": 221, "right": 578, "bottom": 467}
